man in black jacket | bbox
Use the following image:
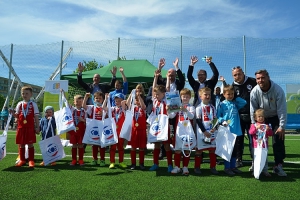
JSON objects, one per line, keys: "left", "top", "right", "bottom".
{"left": 77, "top": 62, "right": 117, "bottom": 105}
{"left": 226, "top": 66, "right": 257, "bottom": 168}
{"left": 187, "top": 56, "right": 219, "bottom": 107}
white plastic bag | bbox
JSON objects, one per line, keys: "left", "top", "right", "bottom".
{"left": 215, "top": 126, "right": 236, "bottom": 162}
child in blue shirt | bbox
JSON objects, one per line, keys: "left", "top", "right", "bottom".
{"left": 217, "top": 85, "right": 246, "bottom": 176}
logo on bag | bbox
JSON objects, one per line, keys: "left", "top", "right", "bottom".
{"left": 46, "top": 143, "right": 59, "bottom": 157}
{"left": 0, "top": 142, "right": 6, "bottom": 158}
{"left": 88, "top": 126, "right": 100, "bottom": 140}
{"left": 103, "top": 125, "right": 114, "bottom": 140}
{"left": 62, "top": 113, "right": 73, "bottom": 125}
{"left": 180, "top": 135, "right": 194, "bottom": 147}
{"left": 151, "top": 121, "right": 161, "bottom": 136}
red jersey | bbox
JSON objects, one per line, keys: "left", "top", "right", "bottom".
{"left": 152, "top": 99, "right": 167, "bottom": 115}
{"left": 111, "top": 106, "right": 125, "bottom": 133}
{"left": 86, "top": 105, "right": 103, "bottom": 120}
{"left": 15, "top": 101, "right": 39, "bottom": 129}
{"left": 132, "top": 106, "right": 147, "bottom": 130}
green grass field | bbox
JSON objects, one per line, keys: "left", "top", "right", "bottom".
{"left": 1, "top": 131, "right": 299, "bottom": 200}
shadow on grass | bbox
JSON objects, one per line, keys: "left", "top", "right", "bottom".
{"left": 96, "top": 169, "right": 134, "bottom": 176}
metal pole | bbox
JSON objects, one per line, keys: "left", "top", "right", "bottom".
{"left": 243, "top": 35, "right": 246, "bottom": 74}
{"left": 6, "top": 44, "right": 13, "bottom": 108}
{"left": 59, "top": 40, "right": 64, "bottom": 79}
{"left": 117, "top": 37, "right": 120, "bottom": 60}
{"left": 180, "top": 36, "right": 183, "bottom": 71}
{"left": 12, "top": 83, "right": 20, "bottom": 108}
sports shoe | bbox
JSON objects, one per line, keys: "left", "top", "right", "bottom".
{"left": 50, "top": 162, "right": 56, "bottom": 166}
{"left": 149, "top": 164, "right": 159, "bottom": 171}
{"left": 40, "top": 161, "right": 45, "bottom": 166}
{"left": 210, "top": 167, "right": 219, "bottom": 175}
{"left": 119, "top": 162, "right": 127, "bottom": 169}
{"left": 130, "top": 164, "right": 136, "bottom": 170}
{"left": 109, "top": 163, "right": 115, "bottom": 169}
{"left": 194, "top": 168, "right": 201, "bottom": 174}
{"left": 249, "top": 164, "right": 254, "bottom": 172}
{"left": 231, "top": 168, "right": 242, "bottom": 174}
{"left": 91, "top": 160, "right": 98, "bottom": 166}
{"left": 70, "top": 160, "right": 77, "bottom": 166}
{"left": 273, "top": 164, "right": 287, "bottom": 177}
{"left": 224, "top": 169, "right": 235, "bottom": 176}
{"left": 167, "top": 165, "right": 173, "bottom": 173}
{"left": 15, "top": 160, "right": 26, "bottom": 167}
{"left": 78, "top": 160, "right": 84, "bottom": 166}
{"left": 28, "top": 161, "right": 35, "bottom": 168}
{"left": 235, "top": 160, "right": 243, "bottom": 168}
{"left": 139, "top": 164, "right": 145, "bottom": 170}
{"left": 182, "top": 167, "right": 189, "bottom": 176}
{"left": 171, "top": 166, "right": 181, "bottom": 174}
{"left": 99, "top": 160, "right": 105, "bottom": 167}
{"left": 262, "top": 171, "right": 271, "bottom": 177}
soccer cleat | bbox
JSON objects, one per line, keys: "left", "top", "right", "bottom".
{"left": 171, "top": 166, "right": 181, "bottom": 174}
{"left": 78, "top": 160, "right": 84, "bottom": 166}
{"left": 231, "top": 168, "right": 242, "bottom": 174}
{"left": 50, "top": 162, "right": 56, "bottom": 166}
{"left": 99, "top": 160, "right": 105, "bottom": 167}
{"left": 91, "top": 160, "right": 98, "bottom": 166}
{"left": 70, "top": 160, "right": 77, "bottom": 166}
{"left": 194, "top": 168, "right": 202, "bottom": 174}
{"left": 210, "top": 167, "right": 219, "bottom": 175}
{"left": 109, "top": 163, "right": 115, "bottom": 169}
{"left": 167, "top": 165, "right": 173, "bottom": 173}
{"left": 15, "top": 160, "right": 26, "bottom": 167}
{"left": 139, "top": 164, "right": 145, "bottom": 170}
{"left": 130, "top": 164, "right": 136, "bottom": 170}
{"left": 224, "top": 169, "right": 235, "bottom": 176}
{"left": 119, "top": 162, "right": 127, "bottom": 169}
{"left": 182, "top": 167, "right": 189, "bottom": 175}
{"left": 273, "top": 164, "right": 287, "bottom": 177}
{"left": 149, "top": 164, "right": 159, "bottom": 171}
{"left": 28, "top": 161, "right": 35, "bottom": 168}
{"left": 40, "top": 161, "right": 45, "bottom": 166}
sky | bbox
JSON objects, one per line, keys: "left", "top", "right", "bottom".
{"left": 1, "top": 0, "right": 300, "bottom": 45}
{"left": 0, "top": 0, "right": 300, "bottom": 92}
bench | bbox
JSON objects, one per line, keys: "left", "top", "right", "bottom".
{"left": 286, "top": 114, "right": 300, "bottom": 130}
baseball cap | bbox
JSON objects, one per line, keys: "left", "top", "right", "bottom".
{"left": 113, "top": 93, "right": 125, "bottom": 100}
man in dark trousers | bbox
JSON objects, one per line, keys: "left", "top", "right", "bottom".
{"left": 225, "top": 66, "right": 257, "bottom": 168}
{"left": 187, "top": 56, "right": 219, "bottom": 107}
{"left": 77, "top": 62, "right": 117, "bottom": 105}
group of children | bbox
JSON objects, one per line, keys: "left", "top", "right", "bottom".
{"left": 11, "top": 74, "right": 273, "bottom": 178}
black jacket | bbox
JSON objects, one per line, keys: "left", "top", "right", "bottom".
{"left": 77, "top": 73, "right": 116, "bottom": 94}
{"left": 187, "top": 62, "right": 219, "bottom": 106}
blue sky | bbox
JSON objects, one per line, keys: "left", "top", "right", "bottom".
{"left": 1, "top": 0, "right": 300, "bottom": 45}
{"left": 0, "top": 0, "right": 300, "bottom": 90}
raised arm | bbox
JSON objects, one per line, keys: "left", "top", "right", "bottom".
{"left": 77, "top": 62, "right": 91, "bottom": 92}
{"left": 119, "top": 67, "right": 128, "bottom": 95}
{"left": 173, "top": 58, "right": 185, "bottom": 91}
{"left": 206, "top": 57, "right": 219, "bottom": 87}
{"left": 82, "top": 93, "right": 90, "bottom": 110}
{"left": 166, "top": 75, "right": 171, "bottom": 92}
{"left": 187, "top": 56, "right": 199, "bottom": 91}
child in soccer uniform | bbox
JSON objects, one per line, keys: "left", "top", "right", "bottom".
{"left": 104, "top": 93, "right": 127, "bottom": 169}
{"left": 217, "top": 85, "right": 247, "bottom": 176}
{"left": 249, "top": 109, "right": 273, "bottom": 177}
{"left": 39, "top": 106, "right": 57, "bottom": 166}
{"left": 126, "top": 89, "right": 147, "bottom": 170}
{"left": 83, "top": 91, "right": 107, "bottom": 166}
{"left": 149, "top": 68, "right": 173, "bottom": 172}
{"left": 14, "top": 86, "right": 40, "bottom": 167}
{"left": 68, "top": 95, "right": 86, "bottom": 166}
{"left": 168, "top": 88, "right": 195, "bottom": 175}
{"left": 194, "top": 87, "right": 218, "bottom": 175}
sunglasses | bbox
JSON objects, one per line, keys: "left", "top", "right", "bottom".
{"left": 232, "top": 66, "right": 242, "bottom": 71}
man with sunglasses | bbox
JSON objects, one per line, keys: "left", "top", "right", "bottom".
{"left": 226, "top": 66, "right": 257, "bottom": 168}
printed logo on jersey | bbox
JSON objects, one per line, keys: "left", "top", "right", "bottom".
{"left": 151, "top": 121, "right": 161, "bottom": 136}
{"left": 46, "top": 143, "right": 59, "bottom": 157}
{"left": 103, "top": 125, "right": 114, "bottom": 140}
{"left": 247, "top": 84, "right": 253, "bottom": 91}
{"left": 88, "top": 126, "right": 100, "bottom": 140}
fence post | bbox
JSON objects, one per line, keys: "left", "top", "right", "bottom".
{"left": 60, "top": 40, "right": 64, "bottom": 80}
{"left": 180, "top": 36, "right": 183, "bottom": 70}
{"left": 118, "top": 37, "right": 120, "bottom": 60}
{"left": 243, "top": 35, "right": 247, "bottom": 74}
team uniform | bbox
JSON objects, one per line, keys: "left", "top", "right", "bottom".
{"left": 15, "top": 101, "right": 39, "bottom": 164}
{"left": 68, "top": 107, "right": 86, "bottom": 164}
{"left": 86, "top": 105, "right": 106, "bottom": 165}
{"left": 195, "top": 102, "right": 218, "bottom": 172}
{"left": 110, "top": 106, "right": 126, "bottom": 166}
{"left": 130, "top": 105, "right": 147, "bottom": 168}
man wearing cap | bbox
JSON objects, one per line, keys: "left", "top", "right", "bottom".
{"left": 77, "top": 62, "right": 117, "bottom": 105}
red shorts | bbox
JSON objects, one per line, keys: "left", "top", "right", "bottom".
{"left": 69, "top": 129, "right": 85, "bottom": 145}
{"left": 16, "top": 127, "right": 36, "bottom": 144}
{"left": 110, "top": 137, "right": 124, "bottom": 151}
{"left": 130, "top": 128, "right": 147, "bottom": 149}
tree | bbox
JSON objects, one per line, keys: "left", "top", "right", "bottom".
{"left": 73, "top": 59, "right": 104, "bottom": 73}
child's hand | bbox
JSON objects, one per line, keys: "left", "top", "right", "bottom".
{"left": 35, "top": 127, "right": 40, "bottom": 135}
{"left": 85, "top": 93, "right": 91, "bottom": 98}
{"left": 166, "top": 105, "right": 169, "bottom": 110}
{"left": 210, "top": 128, "right": 215, "bottom": 133}
{"left": 180, "top": 106, "right": 187, "bottom": 112}
{"left": 204, "top": 131, "right": 211, "bottom": 138}
{"left": 256, "top": 124, "right": 261, "bottom": 129}
{"left": 47, "top": 116, "right": 52, "bottom": 120}
{"left": 105, "top": 93, "right": 110, "bottom": 99}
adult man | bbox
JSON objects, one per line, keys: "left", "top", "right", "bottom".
{"left": 250, "top": 69, "right": 287, "bottom": 176}
{"left": 1, "top": 106, "right": 9, "bottom": 130}
{"left": 227, "top": 66, "right": 257, "bottom": 168}
{"left": 77, "top": 62, "right": 117, "bottom": 105}
{"left": 187, "top": 56, "right": 219, "bottom": 107}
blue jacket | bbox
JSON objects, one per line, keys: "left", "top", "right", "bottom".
{"left": 217, "top": 97, "right": 247, "bottom": 136}
{"left": 109, "top": 82, "right": 128, "bottom": 106}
